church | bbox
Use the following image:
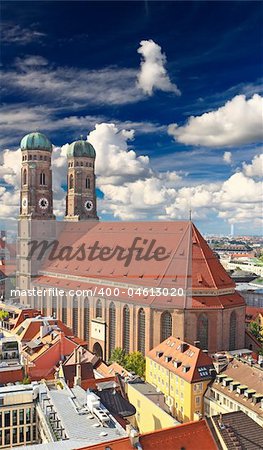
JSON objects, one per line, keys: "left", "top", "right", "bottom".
{"left": 16, "top": 132, "right": 246, "bottom": 360}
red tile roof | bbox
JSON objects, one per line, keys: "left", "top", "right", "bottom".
{"left": 147, "top": 336, "right": 214, "bottom": 383}
{"left": 76, "top": 420, "right": 217, "bottom": 450}
{"left": 32, "top": 221, "right": 244, "bottom": 310}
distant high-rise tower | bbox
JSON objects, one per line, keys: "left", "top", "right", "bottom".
{"left": 65, "top": 139, "right": 98, "bottom": 221}
{"left": 231, "top": 224, "right": 234, "bottom": 237}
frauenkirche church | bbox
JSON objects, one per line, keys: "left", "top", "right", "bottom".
{"left": 17, "top": 132, "right": 246, "bottom": 360}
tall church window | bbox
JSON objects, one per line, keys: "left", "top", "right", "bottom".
{"left": 62, "top": 293, "right": 68, "bottom": 325}
{"left": 51, "top": 295, "right": 57, "bottom": 318}
{"left": 40, "top": 172, "right": 46, "bottom": 186}
{"left": 197, "top": 313, "right": 209, "bottom": 350}
{"left": 123, "top": 305, "right": 130, "bottom": 353}
{"left": 84, "top": 298, "right": 89, "bottom": 342}
{"left": 42, "top": 290, "right": 47, "bottom": 316}
{"left": 96, "top": 299, "right": 102, "bottom": 318}
{"left": 69, "top": 174, "right": 74, "bottom": 189}
{"left": 86, "top": 177, "right": 91, "bottom": 189}
{"left": 109, "top": 302, "right": 116, "bottom": 358}
{"left": 229, "top": 311, "right": 236, "bottom": 350}
{"left": 23, "top": 169, "right": 27, "bottom": 185}
{"left": 161, "top": 311, "right": 172, "bottom": 342}
{"left": 138, "top": 308, "right": 146, "bottom": 355}
{"left": 72, "top": 296, "right": 78, "bottom": 336}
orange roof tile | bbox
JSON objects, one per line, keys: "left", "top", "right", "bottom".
{"left": 32, "top": 221, "right": 243, "bottom": 311}
{"left": 147, "top": 336, "right": 214, "bottom": 383}
{"left": 76, "top": 420, "right": 217, "bottom": 450}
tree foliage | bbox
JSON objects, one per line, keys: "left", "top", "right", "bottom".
{"left": 109, "top": 347, "right": 146, "bottom": 378}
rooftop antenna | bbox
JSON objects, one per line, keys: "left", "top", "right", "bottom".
{"left": 189, "top": 208, "right": 192, "bottom": 221}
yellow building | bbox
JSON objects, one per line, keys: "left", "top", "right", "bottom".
{"left": 126, "top": 379, "right": 179, "bottom": 433}
{"left": 146, "top": 337, "right": 215, "bottom": 423}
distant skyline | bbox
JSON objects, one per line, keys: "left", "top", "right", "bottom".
{"left": 0, "top": 1, "right": 262, "bottom": 234}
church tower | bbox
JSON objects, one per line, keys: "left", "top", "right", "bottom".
{"left": 17, "top": 132, "right": 56, "bottom": 305}
{"left": 20, "top": 132, "right": 55, "bottom": 219}
{"left": 65, "top": 139, "right": 99, "bottom": 221}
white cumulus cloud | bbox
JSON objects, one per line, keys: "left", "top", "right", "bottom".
{"left": 243, "top": 153, "right": 263, "bottom": 178}
{"left": 223, "top": 151, "right": 232, "bottom": 164}
{"left": 137, "top": 39, "right": 181, "bottom": 96}
{"left": 168, "top": 94, "right": 263, "bottom": 147}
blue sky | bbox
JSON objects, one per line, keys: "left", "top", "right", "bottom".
{"left": 0, "top": 1, "right": 262, "bottom": 234}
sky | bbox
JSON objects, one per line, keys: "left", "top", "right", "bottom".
{"left": 0, "top": 1, "right": 262, "bottom": 235}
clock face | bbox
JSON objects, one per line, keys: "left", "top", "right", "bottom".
{"left": 85, "top": 200, "right": 93, "bottom": 211}
{"left": 22, "top": 198, "right": 27, "bottom": 208}
{"left": 39, "top": 197, "right": 49, "bottom": 210}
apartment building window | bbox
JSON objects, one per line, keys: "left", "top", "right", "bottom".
{"left": 4, "top": 411, "right": 10, "bottom": 427}
{"left": 26, "top": 426, "right": 31, "bottom": 442}
{"left": 161, "top": 311, "right": 172, "bottom": 341}
{"left": 12, "top": 410, "right": 17, "bottom": 426}
{"left": 138, "top": 308, "right": 146, "bottom": 355}
{"left": 19, "top": 409, "right": 24, "bottom": 425}
{"left": 26, "top": 408, "right": 31, "bottom": 424}
{"left": 4, "top": 429, "right": 10, "bottom": 446}
{"left": 195, "top": 396, "right": 201, "bottom": 406}
{"left": 109, "top": 302, "right": 116, "bottom": 358}
{"left": 123, "top": 305, "right": 130, "bottom": 353}
{"left": 19, "top": 427, "right": 24, "bottom": 443}
{"left": 13, "top": 428, "right": 18, "bottom": 445}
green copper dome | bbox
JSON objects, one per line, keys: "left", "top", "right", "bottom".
{"left": 67, "top": 140, "right": 96, "bottom": 158}
{"left": 20, "top": 132, "right": 52, "bottom": 152}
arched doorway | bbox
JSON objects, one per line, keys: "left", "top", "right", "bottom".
{"left": 93, "top": 342, "right": 103, "bottom": 359}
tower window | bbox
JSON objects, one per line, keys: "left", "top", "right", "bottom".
{"left": 81, "top": 161, "right": 83, "bottom": 166}
{"left": 69, "top": 174, "right": 74, "bottom": 189}
{"left": 34, "top": 155, "right": 37, "bottom": 160}
{"left": 76, "top": 161, "right": 79, "bottom": 166}
{"left": 29, "top": 155, "right": 32, "bottom": 160}
{"left": 86, "top": 177, "right": 91, "bottom": 189}
{"left": 40, "top": 172, "right": 46, "bottom": 186}
{"left": 44, "top": 156, "right": 47, "bottom": 161}
{"left": 40, "top": 155, "right": 43, "bottom": 160}
{"left": 23, "top": 169, "right": 27, "bottom": 185}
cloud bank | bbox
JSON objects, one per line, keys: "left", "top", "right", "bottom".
{"left": 168, "top": 94, "right": 263, "bottom": 147}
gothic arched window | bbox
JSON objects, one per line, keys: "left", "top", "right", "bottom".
{"left": 229, "top": 311, "right": 236, "bottom": 350}
{"left": 72, "top": 296, "right": 78, "bottom": 336}
{"left": 109, "top": 302, "right": 116, "bottom": 358}
{"left": 40, "top": 172, "right": 46, "bottom": 186}
{"left": 42, "top": 289, "right": 47, "bottom": 316}
{"left": 138, "top": 308, "right": 146, "bottom": 355}
{"left": 52, "top": 295, "right": 57, "bottom": 318}
{"left": 23, "top": 169, "right": 27, "bottom": 185}
{"left": 96, "top": 299, "right": 102, "bottom": 319}
{"left": 86, "top": 177, "right": 91, "bottom": 189}
{"left": 123, "top": 305, "right": 130, "bottom": 353}
{"left": 197, "top": 313, "right": 209, "bottom": 350}
{"left": 62, "top": 293, "right": 68, "bottom": 325}
{"left": 69, "top": 174, "right": 74, "bottom": 189}
{"left": 84, "top": 297, "right": 89, "bottom": 342}
{"left": 161, "top": 311, "right": 172, "bottom": 342}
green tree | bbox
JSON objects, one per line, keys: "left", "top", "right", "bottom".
{"left": 109, "top": 347, "right": 127, "bottom": 366}
{"left": 125, "top": 351, "right": 146, "bottom": 379}
{"left": 249, "top": 321, "right": 263, "bottom": 344}
{"left": 0, "top": 310, "right": 9, "bottom": 321}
